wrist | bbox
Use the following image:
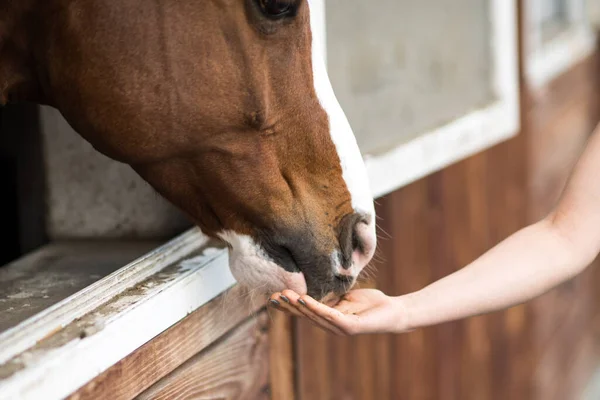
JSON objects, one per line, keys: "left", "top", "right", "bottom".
{"left": 389, "top": 294, "right": 419, "bottom": 333}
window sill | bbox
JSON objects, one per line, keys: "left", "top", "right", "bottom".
{"left": 0, "top": 229, "right": 236, "bottom": 400}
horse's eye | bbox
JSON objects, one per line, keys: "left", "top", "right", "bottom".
{"left": 257, "top": 0, "right": 296, "bottom": 19}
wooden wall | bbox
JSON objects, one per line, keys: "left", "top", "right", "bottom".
{"left": 526, "top": 47, "right": 600, "bottom": 400}
{"left": 290, "top": 21, "right": 600, "bottom": 400}
{"left": 293, "top": 93, "right": 532, "bottom": 400}
{"left": 69, "top": 286, "right": 271, "bottom": 400}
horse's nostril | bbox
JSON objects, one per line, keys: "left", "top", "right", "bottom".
{"left": 337, "top": 212, "right": 367, "bottom": 268}
{"left": 351, "top": 226, "right": 364, "bottom": 253}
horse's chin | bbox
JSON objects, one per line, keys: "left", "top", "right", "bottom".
{"left": 218, "top": 230, "right": 308, "bottom": 295}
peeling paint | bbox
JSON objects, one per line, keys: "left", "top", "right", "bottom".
{"left": 0, "top": 241, "right": 161, "bottom": 335}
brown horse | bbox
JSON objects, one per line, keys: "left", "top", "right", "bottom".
{"left": 0, "top": 0, "right": 376, "bottom": 301}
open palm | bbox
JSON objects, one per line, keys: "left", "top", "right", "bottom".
{"left": 269, "top": 288, "right": 405, "bottom": 335}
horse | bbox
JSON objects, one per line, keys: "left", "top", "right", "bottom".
{"left": 0, "top": 0, "right": 376, "bottom": 301}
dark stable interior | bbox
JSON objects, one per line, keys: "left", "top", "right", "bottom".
{"left": 0, "top": 105, "right": 47, "bottom": 267}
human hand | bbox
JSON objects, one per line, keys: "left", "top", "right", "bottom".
{"left": 268, "top": 289, "right": 410, "bottom": 335}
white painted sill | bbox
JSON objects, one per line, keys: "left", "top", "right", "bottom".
{"left": 0, "top": 229, "right": 236, "bottom": 400}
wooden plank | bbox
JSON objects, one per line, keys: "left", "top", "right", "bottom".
{"left": 389, "top": 179, "right": 437, "bottom": 400}
{"left": 485, "top": 121, "right": 531, "bottom": 400}
{"left": 295, "top": 318, "right": 332, "bottom": 400}
{"left": 68, "top": 285, "right": 264, "bottom": 400}
{"left": 442, "top": 153, "right": 493, "bottom": 400}
{"left": 489, "top": 6, "right": 536, "bottom": 398}
{"left": 331, "top": 336, "right": 352, "bottom": 399}
{"left": 354, "top": 334, "right": 376, "bottom": 400}
{"left": 421, "top": 169, "right": 464, "bottom": 400}
{"left": 369, "top": 204, "right": 394, "bottom": 400}
{"left": 268, "top": 313, "right": 296, "bottom": 400}
{"left": 136, "top": 312, "right": 271, "bottom": 400}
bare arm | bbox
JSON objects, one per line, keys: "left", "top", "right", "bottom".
{"left": 405, "top": 125, "right": 600, "bottom": 330}
{"left": 270, "top": 124, "right": 600, "bottom": 335}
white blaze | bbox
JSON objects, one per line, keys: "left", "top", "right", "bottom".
{"left": 306, "top": 0, "right": 375, "bottom": 220}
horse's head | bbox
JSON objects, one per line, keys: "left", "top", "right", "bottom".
{"left": 2, "top": 0, "right": 376, "bottom": 300}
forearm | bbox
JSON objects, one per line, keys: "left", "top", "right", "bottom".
{"left": 399, "top": 218, "right": 593, "bottom": 331}
{"left": 393, "top": 127, "right": 600, "bottom": 333}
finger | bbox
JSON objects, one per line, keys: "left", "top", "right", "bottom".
{"left": 267, "top": 297, "right": 287, "bottom": 312}
{"left": 299, "top": 295, "right": 347, "bottom": 322}
{"left": 294, "top": 300, "right": 348, "bottom": 336}
{"left": 280, "top": 292, "right": 328, "bottom": 320}
{"left": 280, "top": 291, "right": 346, "bottom": 335}
{"left": 304, "top": 316, "right": 346, "bottom": 336}
{"left": 269, "top": 293, "right": 304, "bottom": 318}
{"left": 280, "top": 289, "right": 303, "bottom": 305}
{"left": 298, "top": 295, "right": 357, "bottom": 334}
{"left": 299, "top": 307, "right": 346, "bottom": 336}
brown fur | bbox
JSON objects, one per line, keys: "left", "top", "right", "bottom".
{"left": 1, "top": 0, "right": 359, "bottom": 296}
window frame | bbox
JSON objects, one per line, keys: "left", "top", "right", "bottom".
{"left": 525, "top": 0, "right": 596, "bottom": 89}
{"left": 328, "top": 0, "right": 521, "bottom": 198}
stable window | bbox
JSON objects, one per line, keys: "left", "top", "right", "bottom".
{"left": 326, "top": 0, "right": 520, "bottom": 197}
{"left": 526, "top": 0, "right": 595, "bottom": 88}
